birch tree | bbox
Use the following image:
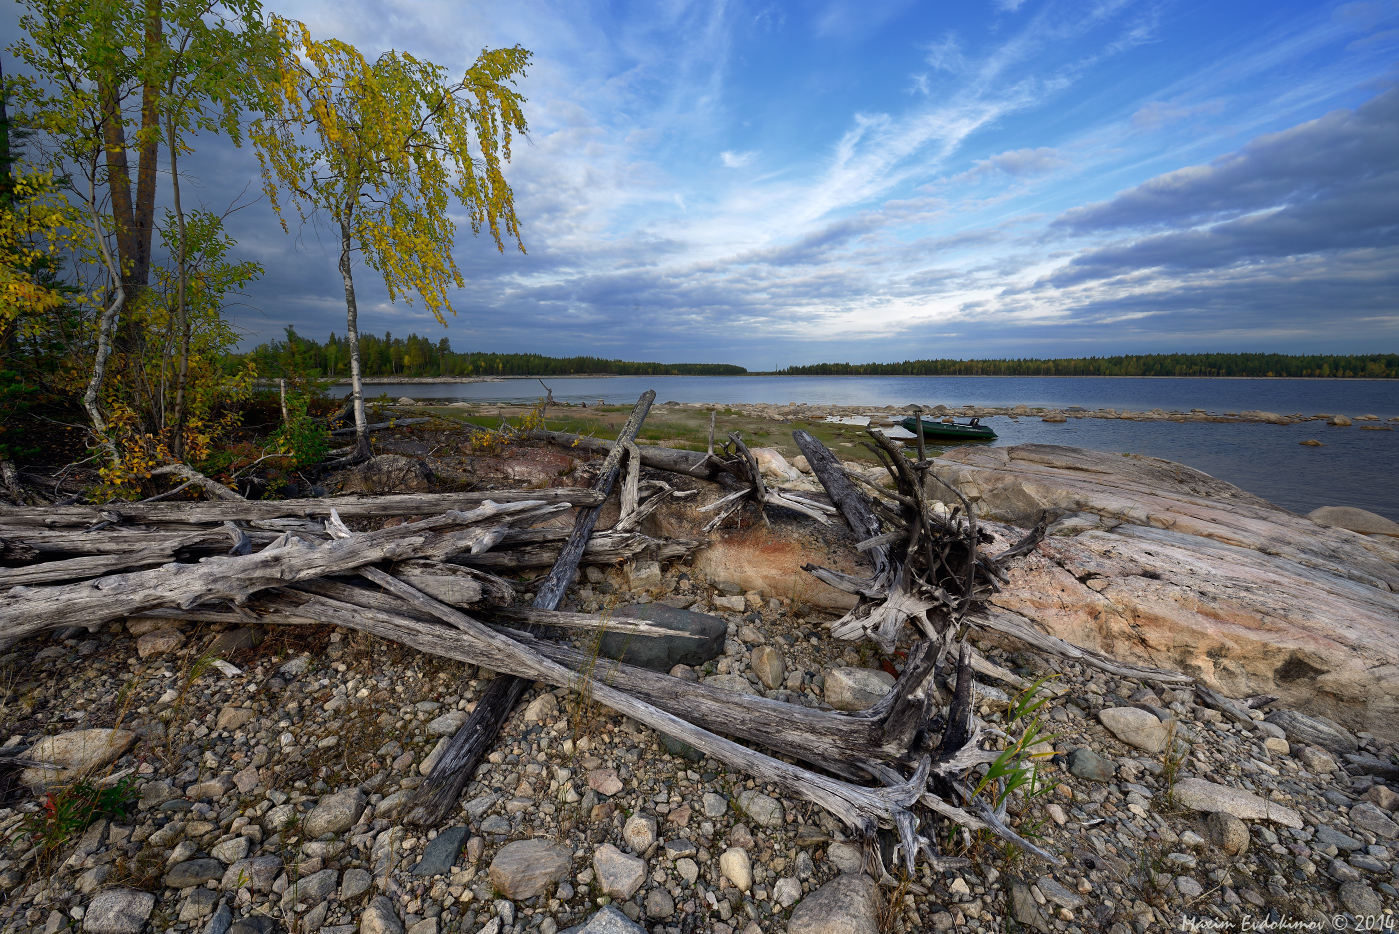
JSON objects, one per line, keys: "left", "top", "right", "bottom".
{"left": 251, "top": 19, "right": 529, "bottom": 464}
{"left": 10, "top": 0, "right": 277, "bottom": 459}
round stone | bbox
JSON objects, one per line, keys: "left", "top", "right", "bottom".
{"left": 1206, "top": 811, "right": 1250, "bottom": 857}
{"left": 719, "top": 847, "right": 752, "bottom": 892}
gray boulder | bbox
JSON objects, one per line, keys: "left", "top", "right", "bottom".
{"left": 361, "top": 896, "right": 405, "bottom": 934}
{"left": 1265, "top": 709, "right": 1358, "bottom": 755}
{"left": 339, "top": 455, "right": 434, "bottom": 494}
{"left": 488, "top": 839, "right": 571, "bottom": 899}
{"left": 303, "top": 788, "right": 366, "bottom": 837}
{"left": 1067, "top": 748, "right": 1115, "bottom": 783}
{"left": 823, "top": 668, "right": 895, "bottom": 711}
{"left": 787, "top": 873, "right": 879, "bottom": 934}
{"left": 599, "top": 604, "right": 726, "bottom": 671}
{"left": 1172, "top": 778, "right": 1303, "bottom": 828}
{"left": 560, "top": 906, "right": 646, "bottom": 934}
{"left": 83, "top": 889, "right": 155, "bottom": 934}
{"left": 165, "top": 859, "right": 225, "bottom": 889}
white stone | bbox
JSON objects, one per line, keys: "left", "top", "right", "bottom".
{"left": 1097, "top": 707, "right": 1170, "bottom": 754}
{"left": 1172, "top": 778, "right": 1303, "bottom": 828}
{"left": 622, "top": 814, "right": 657, "bottom": 854}
{"left": 426, "top": 711, "right": 467, "bottom": 736}
{"left": 719, "top": 848, "right": 751, "bottom": 892}
{"left": 823, "top": 668, "right": 895, "bottom": 712}
{"left": 523, "top": 693, "right": 558, "bottom": 723}
{"left": 20, "top": 729, "right": 138, "bottom": 786}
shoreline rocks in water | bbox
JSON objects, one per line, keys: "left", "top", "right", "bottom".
{"left": 382, "top": 395, "right": 1399, "bottom": 428}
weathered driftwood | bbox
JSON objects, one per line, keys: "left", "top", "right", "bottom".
{"left": 697, "top": 432, "right": 837, "bottom": 532}
{"left": 971, "top": 606, "right": 1191, "bottom": 684}
{"left": 329, "top": 416, "right": 433, "bottom": 436}
{"left": 526, "top": 428, "right": 720, "bottom": 478}
{"left": 0, "top": 489, "right": 602, "bottom": 529}
{"left": 0, "top": 531, "right": 219, "bottom": 587}
{"left": 0, "top": 526, "right": 273, "bottom": 559}
{"left": 451, "top": 530, "right": 698, "bottom": 570}
{"left": 260, "top": 586, "right": 934, "bottom": 776}
{"left": 147, "top": 464, "right": 245, "bottom": 502}
{"left": 1194, "top": 683, "right": 1263, "bottom": 728}
{"left": 0, "top": 501, "right": 562, "bottom": 640}
{"left": 409, "top": 391, "right": 659, "bottom": 827}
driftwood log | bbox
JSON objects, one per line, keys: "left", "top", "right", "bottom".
{"left": 0, "top": 489, "right": 602, "bottom": 529}
{"left": 696, "top": 432, "right": 838, "bottom": 532}
{"left": 0, "top": 501, "right": 564, "bottom": 642}
{"left": 407, "top": 391, "right": 658, "bottom": 826}
{"left": 526, "top": 428, "right": 720, "bottom": 478}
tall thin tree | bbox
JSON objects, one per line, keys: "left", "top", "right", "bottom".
{"left": 252, "top": 20, "right": 529, "bottom": 464}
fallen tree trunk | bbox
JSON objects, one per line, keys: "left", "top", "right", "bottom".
{"left": 262, "top": 574, "right": 1041, "bottom": 870}
{"left": 408, "top": 391, "right": 658, "bottom": 826}
{"left": 329, "top": 417, "right": 433, "bottom": 436}
{"left": 0, "top": 532, "right": 218, "bottom": 587}
{"left": 0, "top": 489, "right": 602, "bottom": 529}
{"left": 450, "top": 530, "right": 698, "bottom": 570}
{"left": 0, "top": 526, "right": 275, "bottom": 559}
{"left": 258, "top": 586, "right": 943, "bottom": 775}
{"left": 287, "top": 567, "right": 972, "bottom": 865}
{"left": 526, "top": 428, "right": 720, "bottom": 478}
{"left": 0, "top": 501, "right": 562, "bottom": 640}
{"left": 971, "top": 605, "right": 1191, "bottom": 684}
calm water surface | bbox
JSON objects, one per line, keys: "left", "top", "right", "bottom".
{"left": 337, "top": 376, "right": 1399, "bottom": 522}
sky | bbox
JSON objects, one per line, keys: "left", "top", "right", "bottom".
{"left": 8, "top": 0, "right": 1399, "bottom": 370}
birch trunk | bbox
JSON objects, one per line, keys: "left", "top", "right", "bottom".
{"left": 80, "top": 157, "right": 126, "bottom": 462}
{"left": 337, "top": 213, "right": 371, "bottom": 465}
{"left": 167, "top": 113, "right": 191, "bottom": 462}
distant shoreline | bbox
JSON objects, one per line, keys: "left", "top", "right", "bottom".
{"left": 285, "top": 373, "right": 1399, "bottom": 386}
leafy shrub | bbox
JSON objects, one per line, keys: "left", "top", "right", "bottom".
{"left": 16, "top": 775, "right": 138, "bottom": 855}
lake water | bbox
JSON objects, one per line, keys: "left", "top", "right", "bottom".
{"left": 336, "top": 376, "right": 1399, "bottom": 523}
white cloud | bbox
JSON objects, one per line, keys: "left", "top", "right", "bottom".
{"left": 1131, "top": 99, "right": 1226, "bottom": 130}
{"left": 922, "top": 34, "right": 968, "bottom": 73}
{"left": 720, "top": 150, "right": 757, "bottom": 168}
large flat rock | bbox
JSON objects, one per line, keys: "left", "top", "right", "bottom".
{"left": 931, "top": 444, "right": 1399, "bottom": 738}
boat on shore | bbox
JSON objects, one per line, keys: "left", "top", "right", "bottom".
{"left": 900, "top": 415, "right": 998, "bottom": 441}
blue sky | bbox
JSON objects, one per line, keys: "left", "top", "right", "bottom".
{"left": 10, "top": 0, "right": 1399, "bottom": 369}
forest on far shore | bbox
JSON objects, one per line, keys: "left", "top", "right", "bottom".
{"left": 776, "top": 353, "right": 1399, "bottom": 379}
{"left": 236, "top": 328, "right": 750, "bottom": 378}
{"left": 239, "top": 335, "right": 1398, "bottom": 381}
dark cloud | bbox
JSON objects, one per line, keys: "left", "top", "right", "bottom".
{"left": 1019, "top": 86, "right": 1399, "bottom": 347}
{"left": 1056, "top": 88, "right": 1399, "bottom": 232}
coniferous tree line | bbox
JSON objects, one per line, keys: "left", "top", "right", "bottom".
{"left": 776, "top": 353, "right": 1399, "bottom": 379}
{"left": 239, "top": 328, "right": 748, "bottom": 378}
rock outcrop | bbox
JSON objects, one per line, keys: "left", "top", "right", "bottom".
{"left": 929, "top": 444, "right": 1399, "bottom": 738}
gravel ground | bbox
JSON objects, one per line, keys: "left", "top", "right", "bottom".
{"left": 2, "top": 559, "right": 1396, "bottom": 934}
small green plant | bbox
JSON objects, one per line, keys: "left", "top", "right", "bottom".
{"left": 16, "top": 775, "right": 138, "bottom": 855}
{"left": 1007, "top": 674, "right": 1060, "bottom": 724}
{"left": 271, "top": 397, "right": 331, "bottom": 470}
{"left": 1160, "top": 720, "right": 1185, "bottom": 808}
{"left": 971, "top": 719, "right": 1056, "bottom": 810}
